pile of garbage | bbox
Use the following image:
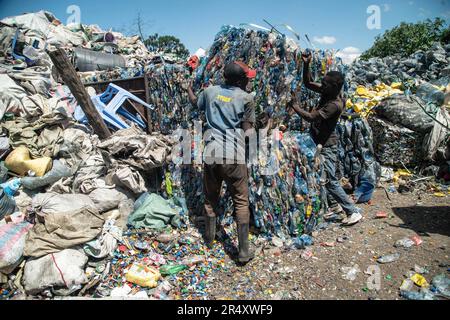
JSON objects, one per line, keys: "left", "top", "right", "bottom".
{"left": 0, "top": 9, "right": 446, "bottom": 301}
{"left": 0, "top": 10, "right": 184, "bottom": 89}
{"left": 347, "top": 42, "right": 450, "bottom": 86}
{"left": 345, "top": 42, "right": 450, "bottom": 171}
{"left": 0, "top": 13, "right": 332, "bottom": 300}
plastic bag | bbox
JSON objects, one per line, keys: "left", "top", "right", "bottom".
{"left": 21, "top": 160, "right": 72, "bottom": 190}
{"left": 0, "top": 221, "right": 33, "bottom": 274}
{"left": 0, "top": 188, "right": 16, "bottom": 220}
{"left": 88, "top": 188, "right": 128, "bottom": 213}
{"left": 31, "top": 192, "right": 96, "bottom": 217}
{"left": 416, "top": 82, "right": 445, "bottom": 107}
{"left": 23, "top": 249, "right": 88, "bottom": 295}
{"left": 128, "top": 193, "right": 181, "bottom": 229}
{"left": 376, "top": 96, "right": 435, "bottom": 133}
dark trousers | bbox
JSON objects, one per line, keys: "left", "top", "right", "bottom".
{"left": 203, "top": 164, "right": 250, "bottom": 225}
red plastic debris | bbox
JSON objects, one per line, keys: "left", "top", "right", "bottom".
{"left": 375, "top": 211, "right": 388, "bottom": 219}
{"left": 411, "top": 235, "right": 423, "bottom": 246}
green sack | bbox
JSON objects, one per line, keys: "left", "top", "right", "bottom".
{"left": 128, "top": 193, "right": 181, "bottom": 230}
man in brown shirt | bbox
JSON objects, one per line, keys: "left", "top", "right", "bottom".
{"left": 288, "top": 52, "right": 362, "bottom": 226}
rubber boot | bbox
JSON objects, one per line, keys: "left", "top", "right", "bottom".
{"left": 204, "top": 216, "right": 216, "bottom": 249}
{"left": 237, "top": 224, "right": 255, "bottom": 265}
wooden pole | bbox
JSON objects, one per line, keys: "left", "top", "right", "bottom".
{"left": 48, "top": 48, "right": 111, "bottom": 140}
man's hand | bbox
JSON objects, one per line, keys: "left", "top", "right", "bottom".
{"left": 182, "top": 79, "right": 194, "bottom": 92}
{"left": 186, "top": 80, "right": 198, "bottom": 106}
{"left": 288, "top": 102, "right": 302, "bottom": 115}
{"left": 302, "top": 52, "right": 312, "bottom": 65}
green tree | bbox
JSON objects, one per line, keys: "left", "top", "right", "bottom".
{"left": 144, "top": 33, "right": 190, "bottom": 58}
{"left": 361, "top": 18, "right": 449, "bottom": 60}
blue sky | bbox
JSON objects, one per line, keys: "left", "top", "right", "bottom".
{"left": 0, "top": 0, "right": 448, "bottom": 61}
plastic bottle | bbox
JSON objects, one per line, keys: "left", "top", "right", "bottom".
{"left": 159, "top": 264, "right": 187, "bottom": 276}
{"left": 292, "top": 234, "right": 314, "bottom": 249}
{"left": 377, "top": 253, "right": 401, "bottom": 264}
{"left": 394, "top": 238, "right": 415, "bottom": 248}
{"left": 180, "top": 255, "right": 204, "bottom": 266}
{"left": 400, "top": 289, "right": 435, "bottom": 300}
{"left": 0, "top": 178, "right": 21, "bottom": 197}
{"left": 431, "top": 274, "right": 450, "bottom": 297}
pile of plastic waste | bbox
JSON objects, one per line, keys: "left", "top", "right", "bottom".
{"left": 1, "top": 9, "right": 447, "bottom": 301}
{"left": 344, "top": 42, "right": 450, "bottom": 170}
{"left": 0, "top": 12, "right": 330, "bottom": 300}
{"left": 157, "top": 26, "right": 377, "bottom": 234}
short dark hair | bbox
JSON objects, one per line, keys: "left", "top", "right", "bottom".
{"left": 224, "top": 62, "right": 246, "bottom": 85}
{"left": 325, "top": 71, "right": 345, "bottom": 92}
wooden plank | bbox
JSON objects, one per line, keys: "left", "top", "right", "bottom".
{"left": 144, "top": 74, "right": 152, "bottom": 133}
{"left": 48, "top": 48, "right": 111, "bottom": 140}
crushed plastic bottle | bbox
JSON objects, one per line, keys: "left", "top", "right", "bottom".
{"left": 377, "top": 253, "right": 401, "bottom": 264}
{"left": 400, "top": 279, "right": 415, "bottom": 291}
{"left": 431, "top": 274, "right": 450, "bottom": 298}
{"left": 400, "top": 289, "right": 435, "bottom": 300}
{"left": 411, "top": 273, "right": 429, "bottom": 288}
{"left": 394, "top": 238, "right": 415, "bottom": 248}
{"left": 180, "top": 255, "right": 204, "bottom": 266}
{"left": 341, "top": 265, "right": 361, "bottom": 281}
{"left": 291, "top": 234, "right": 314, "bottom": 249}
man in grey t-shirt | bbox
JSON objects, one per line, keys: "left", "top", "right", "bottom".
{"left": 187, "top": 61, "right": 256, "bottom": 265}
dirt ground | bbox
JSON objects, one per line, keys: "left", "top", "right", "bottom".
{"left": 207, "top": 188, "right": 450, "bottom": 300}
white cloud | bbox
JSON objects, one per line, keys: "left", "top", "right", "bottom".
{"left": 313, "top": 36, "right": 337, "bottom": 45}
{"left": 418, "top": 7, "right": 431, "bottom": 17}
{"left": 383, "top": 4, "right": 391, "bottom": 12}
{"left": 336, "top": 47, "right": 362, "bottom": 65}
{"left": 408, "top": 1, "right": 414, "bottom": 5}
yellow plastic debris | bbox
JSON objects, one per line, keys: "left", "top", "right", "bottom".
{"left": 350, "top": 83, "right": 405, "bottom": 117}
{"left": 434, "top": 192, "right": 446, "bottom": 197}
{"left": 356, "top": 86, "right": 368, "bottom": 96}
{"left": 346, "top": 99, "right": 354, "bottom": 109}
{"left": 391, "top": 82, "right": 402, "bottom": 89}
{"left": 125, "top": 264, "right": 161, "bottom": 288}
{"left": 410, "top": 273, "right": 429, "bottom": 288}
{"left": 5, "top": 146, "right": 52, "bottom": 177}
{"left": 353, "top": 103, "right": 364, "bottom": 113}
{"left": 397, "top": 169, "right": 413, "bottom": 177}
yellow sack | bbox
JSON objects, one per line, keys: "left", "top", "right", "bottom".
{"left": 5, "top": 146, "right": 52, "bottom": 177}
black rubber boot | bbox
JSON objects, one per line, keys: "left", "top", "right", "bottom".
{"left": 204, "top": 216, "right": 216, "bottom": 249}
{"left": 237, "top": 224, "right": 255, "bottom": 265}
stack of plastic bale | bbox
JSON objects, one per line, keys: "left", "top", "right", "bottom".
{"left": 151, "top": 26, "right": 359, "bottom": 239}
{"left": 146, "top": 63, "right": 195, "bottom": 134}
{"left": 345, "top": 42, "right": 450, "bottom": 170}
{"left": 193, "top": 26, "right": 379, "bottom": 205}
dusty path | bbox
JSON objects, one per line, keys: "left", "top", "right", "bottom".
{"left": 207, "top": 188, "right": 449, "bottom": 300}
